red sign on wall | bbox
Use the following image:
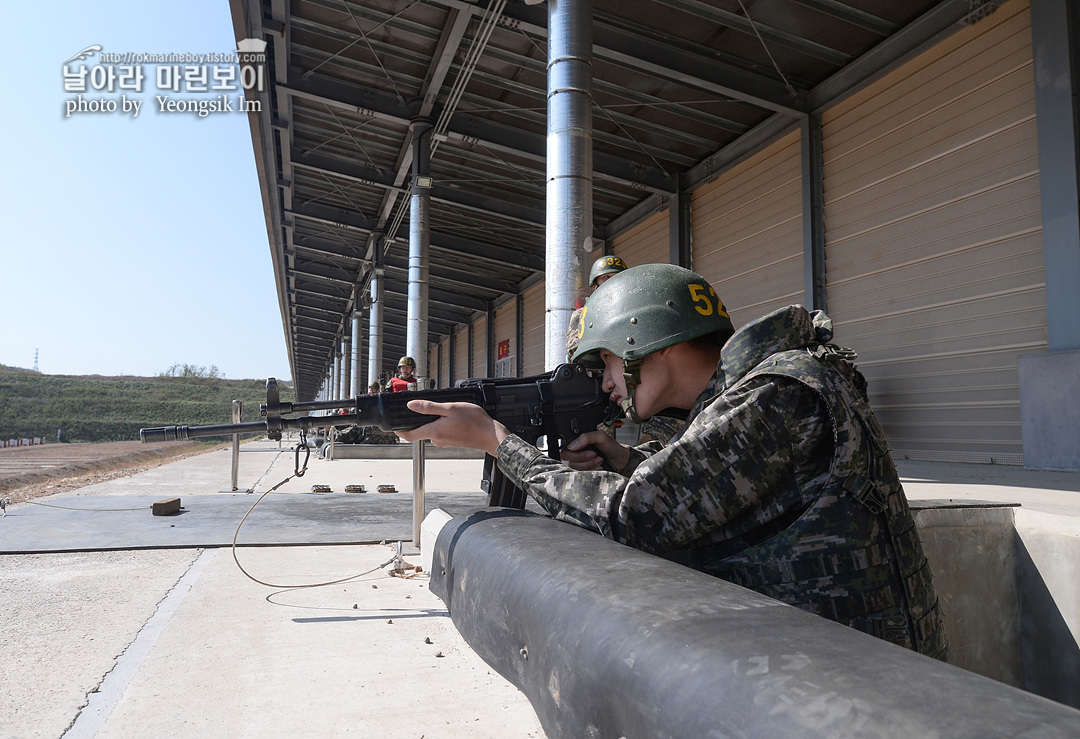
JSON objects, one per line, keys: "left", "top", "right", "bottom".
{"left": 497, "top": 339, "right": 510, "bottom": 360}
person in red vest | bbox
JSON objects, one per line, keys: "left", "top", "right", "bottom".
{"left": 387, "top": 356, "right": 416, "bottom": 392}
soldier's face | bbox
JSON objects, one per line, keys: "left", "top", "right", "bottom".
{"left": 599, "top": 350, "right": 664, "bottom": 420}
{"left": 400, "top": 365, "right": 414, "bottom": 377}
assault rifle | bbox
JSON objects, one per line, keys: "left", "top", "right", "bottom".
{"left": 140, "top": 363, "right": 621, "bottom": 508}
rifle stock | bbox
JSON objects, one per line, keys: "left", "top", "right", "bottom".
{"left": 140, "top": 364, "right": 620, "bottom": 508}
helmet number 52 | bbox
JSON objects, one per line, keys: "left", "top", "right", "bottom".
{"left": 688, "top": 283, "right": 718, "bottom": 316}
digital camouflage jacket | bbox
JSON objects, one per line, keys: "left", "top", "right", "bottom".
{"left": 496, "top": 305, "right": 947, "bottom": 658}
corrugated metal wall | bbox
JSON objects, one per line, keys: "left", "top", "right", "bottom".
{"left": 438, "top": 337, "right": 450, "bottom": 388}
{"left": 427, "top": 345, "right": 438, "bottom": 385}
{"left": 690, "top": 131, "right": 805, "bottom": 329}
{"left": 521, "top": 282, "right": 546, "bottom": 375}
{"left": 612, "top": 209, "right": 669, "bottom": 268}
{"left": 821, "top": 0, "right": 1044, "bottom": 464}
{"left": 472, "top": 315, "right": 488, "bottom": 378}
{"left": 494, "top": 300, "right": 517, "bottom": 376}
{"left": 453, "top": 325, "right": 469, "bottom": 382}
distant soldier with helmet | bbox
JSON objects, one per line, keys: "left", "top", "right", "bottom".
{"left": 398, "top": 263, "right": 948, "bottom": 660}
{"left": 566, "top": 255, "right": 627, "bottom": 362}
{"left": 387, "top": 356, "right": 417, "bottom": 392}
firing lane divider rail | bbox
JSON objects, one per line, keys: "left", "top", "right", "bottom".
{"left": 428, "top": 509, "right": 1080, "bottom": 739}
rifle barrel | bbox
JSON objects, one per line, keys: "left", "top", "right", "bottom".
{"left": 140, "top": 421, "right": 266, "bottom": 442}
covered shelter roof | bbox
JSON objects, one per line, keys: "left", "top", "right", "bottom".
{"left": 229, "top": 0, "right": 999, "bottom": 400}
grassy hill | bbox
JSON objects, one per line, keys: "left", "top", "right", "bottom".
{"left": 0, "top": 365, "right": 295, "bottom": 443}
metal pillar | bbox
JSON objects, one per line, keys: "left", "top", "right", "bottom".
{"left": 218, "top": 400, "right": 251, "bottom": 493}
{"left": 408, "top": 117, "right": 433, "bottom": 547}
{"left": 449, "top": 331, "right": 456, "bottom": 385}
{"left": 669, "top": 176, "right": 691, "bottom": 268}
{"left": 544, "top": 0, "right": 594, "bottom": 370}
{"left": 801, "top": 114, "right": 827, "bottom": 312}
{"left": 331, "top": 349, "right": 340, "bottom": 400}
{"left": 468, "top": 322, "right": 475, "bottom": 378}
{"left": 1031, "top": 0, "right": 1080, "bottom": 352}
{"left": 486, "top": 304, "right": 495, "bottom": 377}
{"left": 368, "top": 233, "right": 385, "bottom": 388}
{"left": 342, "top": 332, "right": 352, "bottom": 398}
{"left": 1021, "top": 0, "right": 1080, "bottom": 470}
{"left": 352, "top": 304, "right": 363, "bottom": 394}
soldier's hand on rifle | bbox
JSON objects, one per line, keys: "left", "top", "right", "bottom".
{"left": 396, "top": 400, "right": 510, "bottom": 456}
{"left": 562, "top": 430, "right": 631, "bottom": 473}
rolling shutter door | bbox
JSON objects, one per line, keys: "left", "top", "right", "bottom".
{"left": 473, "top": 315, "right": 490, "bottom": 378}
{"left": 821, "top": 0, "right": 1044, "bottom": 464}
{"left": 439, "top": 338, "right": 450, "bottom": 388}
{"left": 426, "top": 345, "right": 437, "bottom": 386}
{"left": 494, "top": 301, "right": 517, "bottom": 377}
{"left": 472, "top": 316, "right": 488, "bottom": 378}
{"left": 690, "top": 132, "right": 804, "bottom": 329}
{"left": 453, "top": 326, "right": 469, "bottom": 383}
{"left": 612, "top": 210, "right": 669, "bottom": 267}
{"left": 521, "top": 282, "right": 546, "bottom": 375}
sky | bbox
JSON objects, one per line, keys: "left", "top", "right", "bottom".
{"left": 0, "top": 1, "right": 293, "bottom": 381}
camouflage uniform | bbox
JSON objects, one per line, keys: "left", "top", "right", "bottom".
{"left": 639, "top": 414, "right": 685, "bottom": 443}
{"left": 566, "top": 305, "right": 586, "bottom": 362}
{"left": 497, "top": 305, "right": 947, "bottom": 659}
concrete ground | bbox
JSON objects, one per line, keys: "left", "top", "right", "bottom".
{"left": 1, "top": 439, "right": 1078, "bottom": 739}
{"left": 0, "top": 440, "right": 544, "bottom": 739}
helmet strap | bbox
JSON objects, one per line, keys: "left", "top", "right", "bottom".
{"left": 620, "top": 357, "right": 646, "bottom": 424}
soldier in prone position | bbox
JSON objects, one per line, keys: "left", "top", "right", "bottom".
{"left": 399, "top": 264, "right": 947, "bottom": 659}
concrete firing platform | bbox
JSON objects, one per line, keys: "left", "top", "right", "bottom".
{"left": 0, "top": 439, "right": 538, "bottom": 554}
{"left": 0, "top": 491, "right": 492, "bottom": 554}
{"left": 2, "top": 440, "right": 1079, "bottom": 739}
{"left": 0, "top": 441, "right": 545, "bottom": 739}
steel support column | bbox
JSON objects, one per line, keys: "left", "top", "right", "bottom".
{"left": 332, "top": 349, "right": 341, "bottom": 400}
{"left": 368, "top": 233, "right": 385, "bottom": 388}
{"left": 801, "top": 114, "right": 827, "bottom": 312}
{"left": 352, "top": 295, "right": 363, "bottom": 394}
{"left": 1031, "top": 0, "right": 1080, "bottom": 351}
{"left": 669, "top": 176, "right": 691, "bottom": 267}
{"left": 408, "top": 117, "right": 434, "bottom": 546}
{"left": 341, "top": 333, "right": 351, "bottom": 398}
{"left": 1021, "top": 0, "right": 1080, "bottom": 470}
{"left": 544, "top": 0, "right": 594, "bottom": 370}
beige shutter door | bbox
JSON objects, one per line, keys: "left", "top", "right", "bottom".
{"left": 494, "top": 301, "right": 517, "bottom": 377}
{"left": 821, "top": 0, "right": 1044, "bottom": 464}
{"left": 439, "top": 338, "right": 450, "bottom": 388}
{"left": 453, "top": 326, "right": 469, "bottom": 382}
{"left": 690, "top": 131, "right": 804, "bottom": 329}
{"left": 612, "top": 210, "right": 669, "bottom": 267}
{"left": 472, "top": 315, "right": 488, "bottom": 378}
{"left": 521, "top": 282, "right": 546, "bottom": 375}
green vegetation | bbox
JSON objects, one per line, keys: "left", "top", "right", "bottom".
{"left": 158, "top": 363, "right": 222, "bottom": 379}
{"left": 0, "top": 365, "right": 294, "bottom": 443}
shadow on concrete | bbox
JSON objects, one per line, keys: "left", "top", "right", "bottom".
{"left": 1016, "top": 535, "right": 1080, "bottom": 709}
{"left": 897, "top": 460, "right": 1080, "bottom": 493}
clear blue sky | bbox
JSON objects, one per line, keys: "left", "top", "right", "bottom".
{"left": 0, "top": 1, "right": 292, "bottom": 381}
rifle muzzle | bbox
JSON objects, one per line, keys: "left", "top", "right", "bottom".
{"left": 140, "top": 426, "right": 189, "bottom": 443}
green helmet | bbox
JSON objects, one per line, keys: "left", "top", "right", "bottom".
{"left": 398, "top": 356, "right": 415, "bottom": 368}
{"left": 588, "top": 255, "right": 628, "bottom": 288}
{"left": 574, "top": 264, "right": 734, "bottom": 421}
